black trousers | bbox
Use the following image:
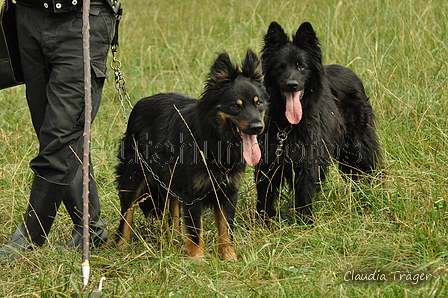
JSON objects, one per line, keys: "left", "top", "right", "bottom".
{"left": 16, "top": 3, "right": 114, "bottom": 185}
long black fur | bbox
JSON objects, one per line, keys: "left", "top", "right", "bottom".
{"left": 255, "top": 22, "right": 381, "bottom": 222}
{"left": 325, "top": 64, "right": 381, "bottom": 176}
{"left": 115, "top": 49, "right": 267, "bottom": 260}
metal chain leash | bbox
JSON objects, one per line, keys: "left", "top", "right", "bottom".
{"left": 110, "top": 45, "right": 133, "bottom": 126}
{"left": 254, "top": 123, "right": 292, "bottom": 184}
{"left": 131, "top": 139, "right": 229, "bottom": 206}
{"left": 274, "top": 124, "right": 292, "bottom": 159}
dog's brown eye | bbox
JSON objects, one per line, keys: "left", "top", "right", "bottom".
{"left": 231, "top": 99, "right": 243, "bottom": 110}
{"left": 296, "top": 63, "right": 305, "bottom": 70}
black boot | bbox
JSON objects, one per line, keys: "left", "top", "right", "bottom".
{"left": 64, "top": 165, "right": 108, "bottom": 249}
{"left": 0, "top": 175, "right": 67, "bottom": 263}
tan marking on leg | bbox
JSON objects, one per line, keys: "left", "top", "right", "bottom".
{"left": 117, "top": 206, "right": 135, "bottom": 248}
{"left": 169, "top": 198, "right": 180, "bottom": 233}
{"left": 184, "top": 212, "right": 205, "bottom": 259}
{"left": 215, "top": 208, "right": 237, "bottom": 261}
{"left": 184, "top": 236, "right": 205, "bottom": 259}
{"left": 116, "top": 181, "right": 147, "bottom": 248}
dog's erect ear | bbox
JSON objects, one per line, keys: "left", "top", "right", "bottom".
{"left": 206, "top": 52, "right": 239, "bottom": 90}
{"left": 293, "top": 22, "right": 322, "bottom": 62}
{"left": 241, "top": 49, "right": 263, "bottom": 83}
{"left": 293, "top": 22, "right": 319, "bottom": 49}
{"left": 263, "top": 21, "right": 289, "bottom": 49}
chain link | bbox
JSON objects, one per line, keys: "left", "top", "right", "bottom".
{"left": 110, "top": 46, "right": 133, "bottom": 126}
{"left": 274, "top": 127, "right": 290, "bottom": 157}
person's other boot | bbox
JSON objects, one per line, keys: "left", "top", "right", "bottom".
{"left": 64, "top": 165, "right": 108, "bottom": 249}
{"left": 0, "top": 175, "right": 67, "bottom": 263}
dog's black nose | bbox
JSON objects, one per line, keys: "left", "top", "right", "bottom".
{"left": 250, "top": 122, "right": 264, "bottom": 134}
{"left": 286, "top": 80, "right": 299, "bottom": 90}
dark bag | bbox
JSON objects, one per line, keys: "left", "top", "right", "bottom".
{"left": 0, "top": 0, "right": 24, "bottom": 89}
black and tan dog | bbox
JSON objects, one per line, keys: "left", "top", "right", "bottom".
{"left": 115, "top": 49, "right": 267, "bottom": 260}
{"left": 255, "top": 22, "right": 381, "bottom": 222}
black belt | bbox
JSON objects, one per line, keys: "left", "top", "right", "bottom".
{"left": 16, "top": 0, "right": 105, "bottom": 13}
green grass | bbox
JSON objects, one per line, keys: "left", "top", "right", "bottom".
{"left": 1, "top": 0, "right": 447, "bottom": 296}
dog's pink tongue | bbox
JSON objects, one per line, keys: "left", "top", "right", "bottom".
{"left": 285, "top": 91, "right": 303, "bottom": 124}
{"left": 241, "top": 133, "right": 261, "bottom": 166}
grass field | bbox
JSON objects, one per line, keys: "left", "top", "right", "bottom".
{"left": 1, "top": 0, "right": 447, "bottom": 296}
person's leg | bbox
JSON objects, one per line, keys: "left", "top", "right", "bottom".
{"left": 0, "top": 175, "right": 67, "bottom": 262}
{"left": 64, "top": 164, "right": 108, "bottom": 248}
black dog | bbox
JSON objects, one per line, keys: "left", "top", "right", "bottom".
{"left": 255, "top": 22, "right": 381, "bottom": 222}
{"left": 115, "top": 49, "right": 267, "bottom": 260}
